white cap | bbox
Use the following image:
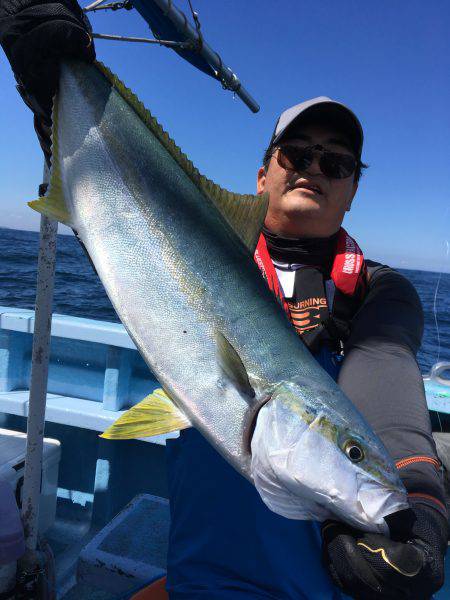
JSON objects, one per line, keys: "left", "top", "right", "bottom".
{"left": 269, "top": 96, "right": 364, "bottom": 157}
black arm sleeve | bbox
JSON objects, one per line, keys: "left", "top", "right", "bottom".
{"left": 338, "top": 262, "right": 446, "bottom": 513}
{"left": 0, "top": 0, "right": 95, "bottom": 162}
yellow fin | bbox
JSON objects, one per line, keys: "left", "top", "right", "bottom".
{"left": 96, "top": 62, "right": 268, "bottom": 253}
{"left": 100, "top": 388, "right": 191, "bottom": 440}
{"left": 28, "top": 93, "right": 72, "bottom": 225}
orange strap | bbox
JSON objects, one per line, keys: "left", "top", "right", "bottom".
{"left": 395, "top": 455, "right": 441, "bottom": 471}
{"left": 395, "top": 456, "right": 446, "bottom": 514}
{"left": 407, "top": 492, "right": 447, "bottom": 513}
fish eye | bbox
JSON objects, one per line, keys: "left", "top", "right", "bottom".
{"left": 343, "top": 440, "right": 365, "bottom": 463}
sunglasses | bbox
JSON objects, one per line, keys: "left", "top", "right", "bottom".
{"left": 274, "top": 144, "right": 358, "bottom": 179}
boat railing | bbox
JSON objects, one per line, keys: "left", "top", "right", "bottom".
{"left": 0, "top": 305, "right": 176, "bottom": 445}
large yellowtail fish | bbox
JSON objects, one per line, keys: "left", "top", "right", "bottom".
{"left": 30, "top": 60, "right": 408, "bottom": 532}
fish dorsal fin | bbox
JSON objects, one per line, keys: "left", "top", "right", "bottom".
{"left": 28, "top": 94, "right": 73, "bottom": 225}
{"left": 96, "top": 62, "right": 269, "bottom": 253}
{"left": 216, "top": 331, "right": 255, "bottom": 398}
{"left": 100, "top": 388, "right": 191, "bottom": 440}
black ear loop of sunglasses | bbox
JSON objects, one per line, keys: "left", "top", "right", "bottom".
{"left": 273, "top": 144, "right": 358, "bottom": 179}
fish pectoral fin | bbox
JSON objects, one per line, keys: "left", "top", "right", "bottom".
{"left": 28, "top": 94, "right": 73, "bottom": 226}
{"left": 216, "top": 331, "right": 255, "bottom": 399}
{"left": 100, "top": 388, "right": 191, "bottom": 440}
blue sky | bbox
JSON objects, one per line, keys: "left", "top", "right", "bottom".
{"left": 1, "top": 0, "right": 449, "bottom": 271}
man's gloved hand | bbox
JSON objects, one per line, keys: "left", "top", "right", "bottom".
{"left": 0, "top": 0, "right": 95, "bottom": 159}
{"left": 322, "top": 503, "right": 448, "bottom": 599}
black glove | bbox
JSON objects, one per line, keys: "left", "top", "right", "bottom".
{"left": 0, "top": 0, "right": 95, "bottom": 160}
{"left": 322, "top": 503, "right": 448, "bottom": 599}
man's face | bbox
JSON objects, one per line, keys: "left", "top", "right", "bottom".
{"left": 257, "top": 123, "right": 358, "bottom": 238}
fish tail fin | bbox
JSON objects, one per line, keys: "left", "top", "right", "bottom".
{"left": 28, "top": 94, "right": 72, "bottom": 226}
{"left": 100, "top": 388, "right": 192, "bottom": 440}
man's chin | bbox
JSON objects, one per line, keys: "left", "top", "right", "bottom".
{"left": 273, "top": 199, "right": 333, "bottom": 237}
{"left": 282, "top": 194, "right": 325, "bottom": 217}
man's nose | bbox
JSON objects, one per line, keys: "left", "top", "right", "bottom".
{"left": 301, "top": 154, "right": 322, "bottom": 176}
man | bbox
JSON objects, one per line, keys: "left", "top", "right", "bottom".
{"left": 165, "top": 100, "right": 448, "bottom": 599}
{"left": 0, "top": 1, "right": 447, "bottom": 598}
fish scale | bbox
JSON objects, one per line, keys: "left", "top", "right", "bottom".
{"left": 30, "top": 60, "right": 409, "bottom": 531}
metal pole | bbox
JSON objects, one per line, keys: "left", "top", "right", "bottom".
{"left": 21, "top": 168, "right": 58, "bottom": 553}
{"left": 132, "top": 0, "right": 260, "bottom": 113}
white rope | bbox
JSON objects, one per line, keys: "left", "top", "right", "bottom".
{"left": 91, "top": 32, "right": 191, "bottom": 47}
{"left": 84, "top": 0, "right": 106, "bottom": 12}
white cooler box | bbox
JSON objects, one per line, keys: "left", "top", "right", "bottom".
{"left": 0, "top": 428, "right": 61, "bottom": 534}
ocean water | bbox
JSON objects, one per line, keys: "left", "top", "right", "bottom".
{"left": 0, "top": 226, "right": 449, "bottom": 374}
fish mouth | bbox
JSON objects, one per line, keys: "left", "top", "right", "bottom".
{"left": 354, "top": 473, "right": 409, "bottom": 533}
{"left": 320, "top": 473, "right": 408, "bottom": 534}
